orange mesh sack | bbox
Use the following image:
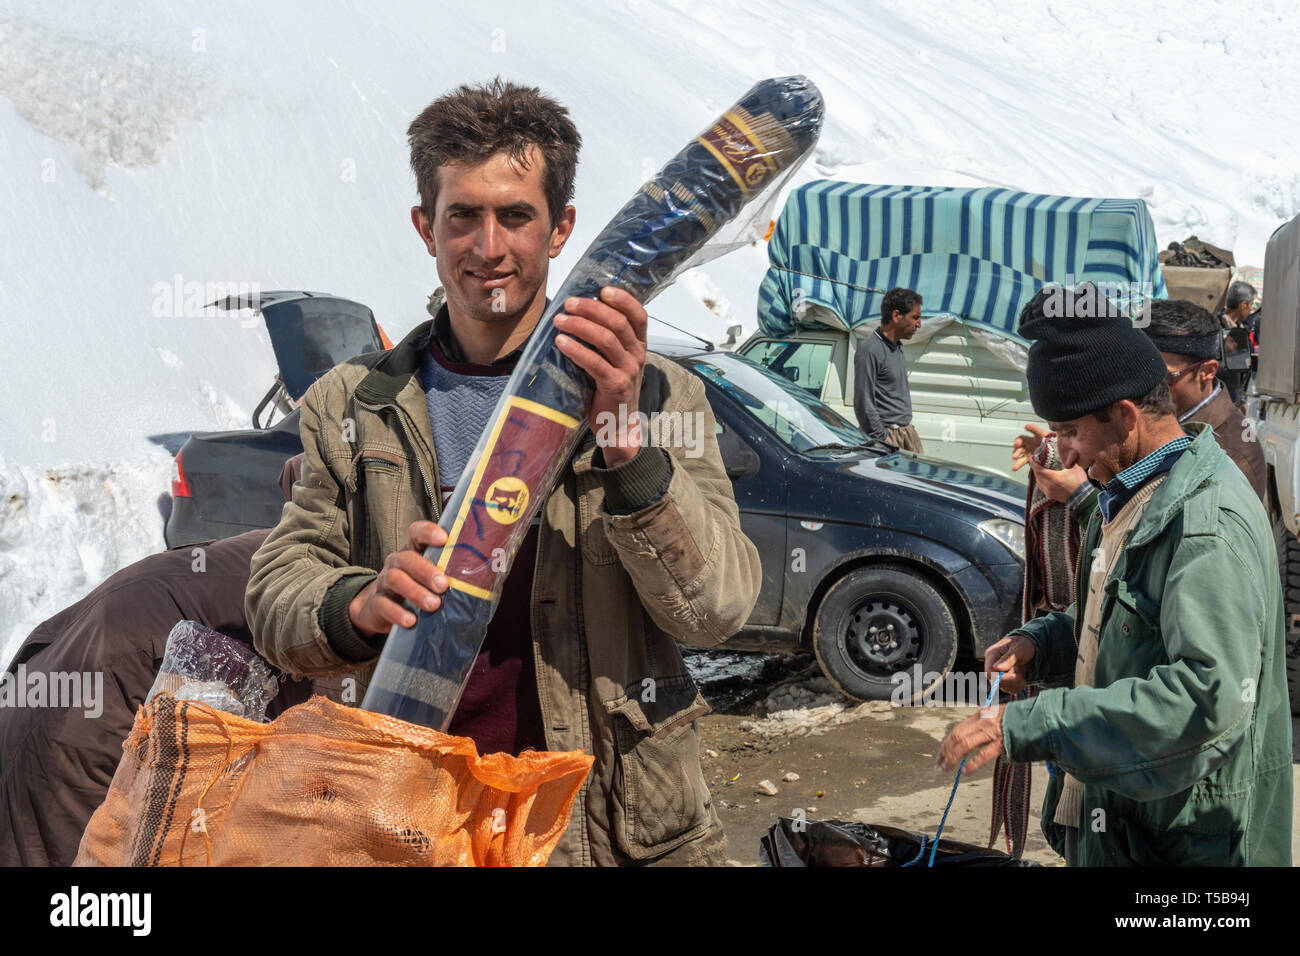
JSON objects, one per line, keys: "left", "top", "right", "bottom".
{"left": 74, "top": 694, "right": 593, "bottom": 866}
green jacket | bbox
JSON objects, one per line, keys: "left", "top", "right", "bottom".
{"left": 1002, "top": 422, "right": 1293, "bottom": 866}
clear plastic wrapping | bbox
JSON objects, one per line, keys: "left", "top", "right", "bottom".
{"left": 146, "top": 621, "right": 279, "bottom": 722}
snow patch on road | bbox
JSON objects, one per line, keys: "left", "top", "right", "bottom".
{"left": 740, "top": 699, "right": 894, "bottom": 738}
{"left": 740, "top": 698, "right": 983, "bottom": 739}
{"left": 682, "top": 649, "right": 773, "bottom": 684}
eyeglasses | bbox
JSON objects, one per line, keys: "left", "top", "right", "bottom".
{"left": 1166, "top": 359, "right": 1210, "bottom": 386}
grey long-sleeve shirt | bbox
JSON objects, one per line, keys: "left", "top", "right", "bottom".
{"left": 852, "top": 328, "right": 913, "bottom": 439}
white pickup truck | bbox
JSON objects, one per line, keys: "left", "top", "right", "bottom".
{"left": 1250, "top": 210, "right": 1300, "bottom": 714}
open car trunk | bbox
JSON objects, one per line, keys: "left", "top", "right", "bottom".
{"left": 211, "top": 289, "right": 388, "bottom": 409}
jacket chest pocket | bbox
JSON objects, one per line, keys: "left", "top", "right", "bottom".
{"left": 345, "top": 447, "right": 413, "bottom": 569}
{"left": 1097, "top": 582, "right": 1164, "bottom": 679}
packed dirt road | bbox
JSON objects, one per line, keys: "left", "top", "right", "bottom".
{"left": 688, "top": 650, "right": 1300, "bottom": 866}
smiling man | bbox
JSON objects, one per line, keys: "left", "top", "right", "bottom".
{"left": 246, "top": 79, "right": 761, "bottom": 866}
{"left": 937, "top": 282, "right": 1292, "bottom": 867}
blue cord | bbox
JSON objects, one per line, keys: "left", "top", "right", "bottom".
{"left": 903, "top": 672, "right": 1003, "bottom": 867}
{"left": 900, "top": 835, "right": 927, "bottom": 867}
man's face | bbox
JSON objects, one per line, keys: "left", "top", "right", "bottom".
{"left": 1228, "top": 301, "right": 1252, "bottom": 324}
{"left": 1159, "top": 350, "right": 1215, "bottom": 414}
{"left": 1049, "top": 406, "right": 1134, "bottom": 485}
{"left": 892, "top": 302, "right": 923, "bottom": 339}
{"left": 412, "top": 146, "right": 574, "bottom": 327}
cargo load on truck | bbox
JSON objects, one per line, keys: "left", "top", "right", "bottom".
{"left": 1158, "top": 235, "right": 1236, "bottom": 313}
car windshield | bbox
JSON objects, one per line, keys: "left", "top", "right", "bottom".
{"left": 680, "top": 352, "right": 870, "bottom": 453}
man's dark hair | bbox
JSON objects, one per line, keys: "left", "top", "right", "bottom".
{"left": 407, "top": 77, "right": 581, "bottom": 226}
{"left": 1146, "top": 298, "right": 1221, "bottom": 344}
{"left": 1226, "top": 281, "right": 1257, "bottom": 312}
{"left": 881, "top": 287, "right": 922, "bottom": 324}
{"left": 1094, "top": 379, "right": 1175, "bottom": 422}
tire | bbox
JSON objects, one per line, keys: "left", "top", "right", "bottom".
{"left": 812, "top": 564, "right": 959, "bottom": 703}
{"left": 1271, "top": 511, "right": 1300, "bottom": 716}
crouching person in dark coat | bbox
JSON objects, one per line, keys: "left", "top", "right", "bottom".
{"left": 0, "top": 456, "right": 311, "bottom": 866}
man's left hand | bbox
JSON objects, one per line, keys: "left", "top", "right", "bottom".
{"left": 936, "top": 704, "right": 1006, "bottom": 775}
{"left": 554, "top": 286, "right": 647, "bottom": 467}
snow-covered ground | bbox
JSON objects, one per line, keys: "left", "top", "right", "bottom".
{"left": 2, "top": 0, "right": 1298, "bottom": 665}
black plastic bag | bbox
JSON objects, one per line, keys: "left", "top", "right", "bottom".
{"left": 759, "top": 818, "right": 1040, "bottom": 867}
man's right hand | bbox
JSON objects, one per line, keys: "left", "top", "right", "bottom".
{"left": 1027, "top": 456, "right": 1089, "bottom": 504}
{"left": 348, "top": 520, "right": 450, "bottom": 637}
{"left": 983, "top": 634, "right": 1036, "bottom": 694}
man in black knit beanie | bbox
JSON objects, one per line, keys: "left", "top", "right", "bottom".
{"left": 937, "top": 281, "right": 1292, "bottom": 867}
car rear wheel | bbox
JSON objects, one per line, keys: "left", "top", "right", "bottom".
{"left": 812, "top": 564, "right": 959, "bottom": 703}
{"left": 1271, "top": 511, "right": 1300, "bottom": 716}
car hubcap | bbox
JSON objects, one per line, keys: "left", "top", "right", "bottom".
{"left": 844, "top": 599, "right": 922, "bottom": 679}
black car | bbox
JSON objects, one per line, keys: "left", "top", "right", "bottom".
{"left": 165, "top": 291, "right": 390, "bottom": 547}
{"left": 166, "top": 306, "right": 1025, "bottom": 701}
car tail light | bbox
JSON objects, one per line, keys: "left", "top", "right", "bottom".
{"left": 171, "top": 450, "right": 193, "bottom": 498}
{"left": 376, "top": 322, "right": 394, "bottom": 350}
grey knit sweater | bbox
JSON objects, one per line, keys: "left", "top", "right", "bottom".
{"left": 417, "top": 340, "right": 513, "bottom": 507}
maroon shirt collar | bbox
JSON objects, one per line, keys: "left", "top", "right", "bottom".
{"left": 428, "top": 301, "right": 541, "bottom": 372}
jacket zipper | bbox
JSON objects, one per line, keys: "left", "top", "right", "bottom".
{"left": 571, "top": 473, "right": 593, "bottom": 866}
{"left": 355, "top": 399, "right": 441, "bottom": 521}
{"left": 530, "top": 516, "right": 546, "bottom": 746}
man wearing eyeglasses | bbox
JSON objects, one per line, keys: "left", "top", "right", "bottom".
{"left": 1143, "top": 298, "right": 1266, "bottom": 503}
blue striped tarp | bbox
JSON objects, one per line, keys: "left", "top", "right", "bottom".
{"left": 757, "top": 181, "right": 1167, "bottom": 341}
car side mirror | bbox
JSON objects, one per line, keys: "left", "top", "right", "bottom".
{"left": 1222, "top": 328, "right": 1251, "bottom": 371}
{"left": 725, "top": 448, "right": 760, "bottom": 480}
{"left": 717, "top": 430, "right": 760, "bottom": 480}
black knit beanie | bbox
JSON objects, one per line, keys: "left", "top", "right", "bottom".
{"left": 1018, "top": 282, "right": 1168, "bottom": 422}
{"left": 1142, "top": 298, "right": 1222, "bottom": 360}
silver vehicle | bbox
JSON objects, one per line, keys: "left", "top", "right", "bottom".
{"left": 1248, "top": 210, "right": 1300, "bottom": 714}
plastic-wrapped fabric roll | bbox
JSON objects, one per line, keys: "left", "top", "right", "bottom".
{"left": 362, "top": 75, "right": 824, "bottom": 731}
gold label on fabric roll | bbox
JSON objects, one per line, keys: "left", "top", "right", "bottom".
{"left": 697, "top": 107, "right": 779, "bottom": 196}
{"left": 484, "top": 476, "right": 529, "bottom": 525}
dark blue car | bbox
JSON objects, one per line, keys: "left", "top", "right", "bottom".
{"left": 662, "top": 343, "right": 1025, "bottom": 701}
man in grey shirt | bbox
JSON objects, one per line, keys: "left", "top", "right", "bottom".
{"left": 853, "top": 287, "right": 924, "bottom": 451}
